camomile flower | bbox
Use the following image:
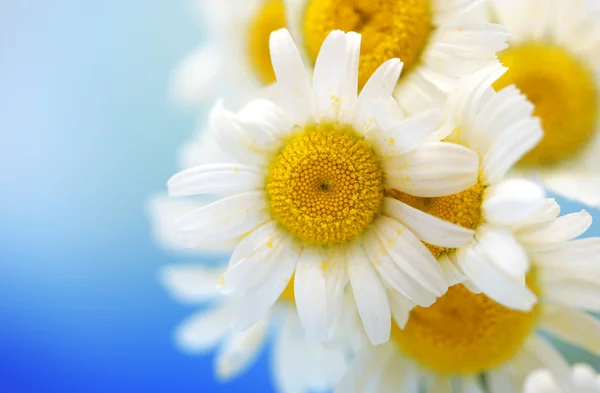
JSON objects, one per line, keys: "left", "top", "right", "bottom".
{"left": 524, "top": 364, "right": 600, "bottom": 393}
{"left": 159, "top": 262, "right": 348, "bottom": 392}
{"left": 171, "top": 0, "right": 286, "bottom": 108}
{"left": 387, "top": 62, "right": 544, "bottom": 311}
{"left": 336, "top": 201, "right": 600, "bottom": 393}
{"left": 167, "top": 29, "right": 481, "bottom": 345}
{"left": 476, "top": 0, "right": 600, "bottom": 206}
{"left": 284, "top": 0, "right": 509, "bottom": 106}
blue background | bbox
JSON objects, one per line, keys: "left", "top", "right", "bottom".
{"left": 0, "top": 1, "right": 597, "bottom": 392}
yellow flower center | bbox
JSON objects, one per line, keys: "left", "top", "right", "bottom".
{"left": 266, "top": 123, "right": 384, "bottom": 245}
{"left": 495, "top": 44, "right": 598, "bottom": 167}
{"left": 248, "top": 0, "right": 285, "bottom": 84}
{"left": 392, "top": 274, "right": 540, "bottom": 374}
{"left": 388, "top": 183, "right": 485, "bottom": 258}
{"left": 302, "top": 0, "right": 432, "bottom": 88}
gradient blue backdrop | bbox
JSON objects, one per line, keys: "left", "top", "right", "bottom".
{"left": 0, "top": 1, "right": 597, "bottom": 392}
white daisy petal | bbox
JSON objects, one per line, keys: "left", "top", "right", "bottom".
{"left": 383, "top": 142, "right": 479, "bottom": 197}
{"left": 323, "top": 249, "right": 348, "bottom": 335}
{"left": 170, "top": 44, "right": 219, "bottom": 106}
{"left": 161, "top": 265, "right": 224, "bottom": 303}
{"left": 387, "top": 290, "right": 417, "bottom": 329}
{"left": 539, "top": 304, "right": 600, "bottom": 355}
{"left": 472, "top": 84, "right": 534, "bottom": 156}
{"left": 234, "top": 239, "right": 301, "bottom": 330}
{"left": 294, "top": 247, "right": 332, "bottom": 342}
{"left": 355, "top": 59, "right": 404, "bottom": 134}
{"left": 269, "top": 28, "right": 314, "bottom": 125}
{"left": 237, "top": 98, "right": 293, "bottom": 141}
{"left": 347, "top": 243, "right": 391, "bottom": 345}
{"left": 167, "top": 164, "right": 265, "bottom": 197}
{"left": 363, "top": 230, "right": 438, "bottom": 307}
{"left": 434, "top": 0, "right": 488, "bottom": 24}
{"left": 427, "top": 375, "right": 454, "bottom": 393}
{"left": 371, "top": 109, "right": 445, "bottom": 156}
{"left": 209, "top": 101, "right": 269, "bottom": 166}
{"left": 383, "top": 197, "right": 475, "bottom": 248}
{"left": 273, "top": 312, "right": 305, "bottom": 393}
{"left": 374, "top": 216, "right": 448, "bottom": 297}
{"left": 438, "top": 253, "right": 468, "bottom": 287}
{"left": 525, "top": 335, "right": 575, "bottom": 393}
{"left": 482, "top": 179, "right": 545, "bottom": 227}
{"left": 215, "top": 316, "right": 269, "bottom": 381}
{"left": 517, "top": 210, "right": 592, "bottom": 246}
{"left": 219, "top": 225, "right": 283, "bottom": 295}
{"left": 476, "top": 225, "right": 530, "bottom": 281}
{"left": 334, "top": 347, "right": 394, "bottom": 393}
{"left": 456, "top": 244, "right": 536, "bottom": 310}
{"left": 377, "top": 356, "right": 419, "bottom": 393}
{"left": 313, "top": 30, "right": 360, "bottom": 122}
{"left": 175, "top": 304, "right": 233, "bottom": 354}
{"left": 147, "top": 196, "right": 237, "bottom": 253}
{"left": 512, "top": 198, "right": 561, "bottom": 231}
{"left": 394, "top": 72, "right": 448, "bottom": 118}
{"left": 481, "top": 117, "right": 543, "bottom": 185}
{"left": 532, "top": 238, "right": 600, "bottom": 268}
{"left": 176, "top": 191, "right": 270, "bottom": 247}
{"left": 487, "top": 367, "right": 521, "bottom": 393}
{"left": 544, "top": 280, "right": 600, "bottom": 313}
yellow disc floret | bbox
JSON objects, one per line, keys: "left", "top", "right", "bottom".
{"left": 388, "top": 183, "right": 485, "bottom": 258}
{"left": 495, "top": 44, "right": 598, "bottom": 167}
{"left": 248, "top": 0, "right": 285, "bottom": 84}
{"left": 266, "top": 123, "right": 384, "bottom": 245}
{"left": 392, "top": 274, "right": 540, "bottom": 374}
{"left": 303, "top": 0, "right": 432, "bottom": 88}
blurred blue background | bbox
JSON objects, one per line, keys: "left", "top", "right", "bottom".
{"left": 0, "top": 1, "right": 597, "bottom": 392}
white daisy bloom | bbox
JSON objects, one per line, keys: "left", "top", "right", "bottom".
{"left": 336, "top": 202, "right": 600, "bottom": 393}
{"left": 167, "top": 29, "right": 481, "bottom": 345}
{"left": 284, "top": 0, "right": 509, "bottom": 104}
{"left": 524, "top": 364, "right": 600, "bottom": 393}
{"left": 160, "top": 262, "right": 348, "bottom": 391}
{"left": 171, "top": 0, "right": 286, "bottom": 108}
{"left": 473, "top": 0, "right": 600, "bottom": 207}
{"left": 385, "top": 61, "right": 544, "bottom": 311}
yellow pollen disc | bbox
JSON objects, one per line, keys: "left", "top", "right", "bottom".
{"left": 266, "top": 123, "right": 384, "bottom": 245}
{"left": 302, "top": 0, "right": 432, "bottom": 88}
{"left": 392, "top": 274, "right": 541, "bottom": 374}
{"left": 248, "top": 0, "right": 285, "bottom": 84}
{"left": 495, "top": 44, "right": 598, "bottom": 167}
{"left": 388, "top": 183, "right": 485, "bottom": 258}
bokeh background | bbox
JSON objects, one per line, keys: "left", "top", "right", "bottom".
{"left": 0, "top": 1, "right": 597, "bottom": 392}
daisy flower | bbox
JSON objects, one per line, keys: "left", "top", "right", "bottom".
{"left": 387, "top": 62, "right": 544, "bottom": 311}
{"left": 336, "top": 202, "right": 600, "bottom": 393}
{"left": 478, "top": 0, "right": 600, "bottom": 206}
{"left": 171, "top": 0, "right": 286, "bottom": 108}
{"left": 159, "top": 262, "right": 348, "bottom": 392}
{"left": 524, "top": 364, "right": 600, "bottom": 393}
{"left": 167, "top": 29, "right": 481, "bottom": 344}
{"left": 284, "top": 0, "right": 509, "bottom": 104}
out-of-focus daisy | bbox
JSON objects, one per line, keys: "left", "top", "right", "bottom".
{"left": 168, "top": 29, "right": 481, "bottom": 344}
{"left": 336, "top": 203, "right": 600, "bottom": 393}
{"left": 524, "top": 364, "right": 600, "bottom": 393}
{"left": 388, "top": 62, "right": 544, "bottom": 310}
{"left": 159, "top": 262, "right": 348, "bottom": 391}
{"left": 171, "top": 0, "right": 286, "bottom": 108}
{"left": 284, "top": 0, "right": 509, "bottom": 103}
{"left": 478, "top": 0, "right": 600, "bottom": 206}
